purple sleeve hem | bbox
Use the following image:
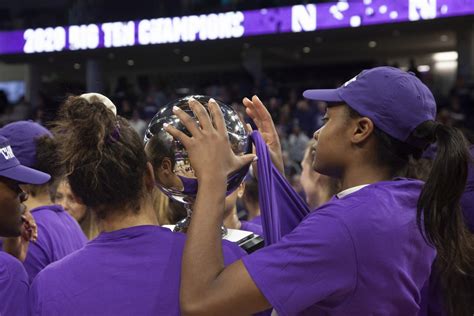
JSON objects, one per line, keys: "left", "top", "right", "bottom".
{"left": 241, "top": 255, "right": 289, "bottom": 316}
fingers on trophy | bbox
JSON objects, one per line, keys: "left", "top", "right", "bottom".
{"left": 144, "top": 95, "right": 251, "bottom": 237}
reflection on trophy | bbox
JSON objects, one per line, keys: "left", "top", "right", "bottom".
{"left": 144, "top": 95, "right": 264, "bottom": 253}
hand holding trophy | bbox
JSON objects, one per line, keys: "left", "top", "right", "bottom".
{"left": 144, "top": 95, "right": 262, "bottom": 252}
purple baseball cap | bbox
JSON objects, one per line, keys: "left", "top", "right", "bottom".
{"left": 0, "top": 135, "right": 50, "bottom": 184}
{"left": 0, "top": 121, "right": 53, "bottom": 168}
{"left": 303, "top": 66, "right": 437, "bottom": 144}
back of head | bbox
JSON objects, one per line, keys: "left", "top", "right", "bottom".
{"left": 53, "top": 95, "right": 147, "bottom": 219}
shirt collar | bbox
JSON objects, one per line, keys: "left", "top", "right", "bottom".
{"left": 336, "top": 184, "right": 370, "bottom": 199}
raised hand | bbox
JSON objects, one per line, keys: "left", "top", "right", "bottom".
{"left": 164, "top": 97, "right": 256, "bottom": 182}
{"left": 243, "top": 95, "right": 284, "bottom": 174}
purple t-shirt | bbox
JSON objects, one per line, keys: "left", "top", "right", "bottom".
{"left": 0, "top": 252, "right": 29, "bottom": 316}
{"left": 250, "top": 131, "right": 311, "bottom": 245}
{"left": 242, "top": 179, "right": 436, "bottom": 315}
{"left": 30, "top": 225, "right": 245, "bottom": 315}
{"left": 241, "top": 215, "right": 263, "bottom": 236}
{"left": 24, "top": 205, "right": 87, "bottom": 283}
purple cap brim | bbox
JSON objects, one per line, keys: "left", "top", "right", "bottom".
{"left": 303, "top": 89, "right": 344, "bottom": 102}
{"left": 0, "top": 164, "right": 50, "bottom": 185}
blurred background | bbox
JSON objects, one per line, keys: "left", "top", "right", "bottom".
{"left": 0, "top": 0, "right": 473, "bottom": 186}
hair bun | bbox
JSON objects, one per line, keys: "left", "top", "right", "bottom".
{"left": 80, "top": 93, "right": 117, "bottom": 116}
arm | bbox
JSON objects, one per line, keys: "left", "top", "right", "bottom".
{"left": 165, "top": 98, "right": 270, "bottom": 315}
{"left": 181, "top": 176, "right": 270, "bottom": 315}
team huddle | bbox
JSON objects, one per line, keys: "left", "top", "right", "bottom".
{"left": 0, "top": 66, "right": 473, "bottom": 316}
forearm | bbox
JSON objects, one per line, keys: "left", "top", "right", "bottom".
{"left": 181, "top": 174, "right": 227, "bottom": 314}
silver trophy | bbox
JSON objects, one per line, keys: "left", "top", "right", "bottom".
{"left": 144, "top": 95, "right": 251, "bottom": 235}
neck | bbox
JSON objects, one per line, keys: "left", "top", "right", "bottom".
{"left": 246, "top": 204, "right": 260, "bottom": 221}
{"left": 306, "top": 191, "right": 320, "bottom": 209}
{"left": 340, "top": 161, "right": 392, "bottom": 192}
{"left": 223, "top": 206, "right": 241, "bottom": 230}
{"left": 24, "top": 194, "right": 52, "bottom": 211}
{"left": 99, "top": 199, "right": 159, "bottom": 232}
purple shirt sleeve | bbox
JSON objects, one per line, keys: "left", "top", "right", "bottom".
{"left": 241, "top": 210, "right": 357, "bottom": 315}
{"left": 0, "top": 252, "right": 29, "bottom": 316}
{"left": 240, "top": 220, "right": 263, "bottom": 236}
{"left": 250, "top": 131, "right": 311, "bottom": 245}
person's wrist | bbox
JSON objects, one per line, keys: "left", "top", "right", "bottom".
{"left": 197, "top": 172, "right": 226, "bottom": 186}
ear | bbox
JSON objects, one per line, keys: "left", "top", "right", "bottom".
{"left": 144, "top": 162, "right": 156, "bottom": 192}
{"left": 237, "top": 182, "right": 246, "bottom": 198}
{"left": 351, "top": 117, "right": 374, "bottom": 145}
{"left": 160, "top": 158, "right": 173, "bottom": 175}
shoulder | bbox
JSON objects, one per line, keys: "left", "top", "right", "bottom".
{"left": 315, "top": 179, "right": 423, "bottom": 213}
{"left": 31, "top": 205, "right": 64, "bottom": 215}
{"left": 30, "top": 205, "right": 65, "bottom": 226}
{"left": 0, "top": 252, "right": 28, "bottom": 283}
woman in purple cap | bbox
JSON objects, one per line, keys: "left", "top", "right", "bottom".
{"left": 0, "top": 121, "right": 88, "bottom": 283}
{"left": 29, "top": 95, "right": 245, "bottom": 315}
{"left": 0, "top": 135, "right": 50, "bottom": 316}
{"left": 165, "top": 67, "right": 474, "bottom": 316}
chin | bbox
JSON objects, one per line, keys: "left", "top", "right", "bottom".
{"left": 0, "top": 226, "right": 22, "bottom": 238}
{"left": 312, "top": 161, "right": 325, "bottom": 174}
{"left": 313, "top": 163, "right": 339, "bottom": 178}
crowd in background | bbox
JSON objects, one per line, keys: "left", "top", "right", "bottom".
{"left": 1, "top": 65, "right": 473, "bottom": 191}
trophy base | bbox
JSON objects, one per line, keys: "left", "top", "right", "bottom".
{"left": 163, "top": 225, "right": 264, "bottom": 254}
{"left": 172, "top": 219, "right": 228, "bottom": 237}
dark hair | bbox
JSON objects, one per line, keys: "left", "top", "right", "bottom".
{"left": 145, "top": 134, "right": 175, "bottom": 171}
{"left": 27, "top": 135, "right": 61, "bottom": 198}
{"left": 242, "top": 178, "right": 259, "bottom": 206}
{"left": 416, "top": 124, "right": 474, "bottom": 315}
{"left": 346, "top": 105, "right": 474, "bottom": 315}
{"left": 405, "top": 156, "right": 433, "bottom": 182}
{"left": 35, "top": 135, "right": 60, "bottom": 179}
{"left": 53, "top": 96, "right": 147, "bottom": 220}
{"left": 346, "top": 106, "right": 423, "bottom": 178}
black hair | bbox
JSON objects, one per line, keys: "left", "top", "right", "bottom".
{"left": 27, "top": 135, "right": 61, "bottom": 198}
{"left": 145, "top": 134, "right": 176, "bottom": 171}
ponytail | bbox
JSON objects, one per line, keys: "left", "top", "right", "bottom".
{"left": 416, "top": 124, "right": 474, "bottom": 315}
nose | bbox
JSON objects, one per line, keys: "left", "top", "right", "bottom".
{"left": 313, "top": 129, "right": 321, "bottom": 142}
